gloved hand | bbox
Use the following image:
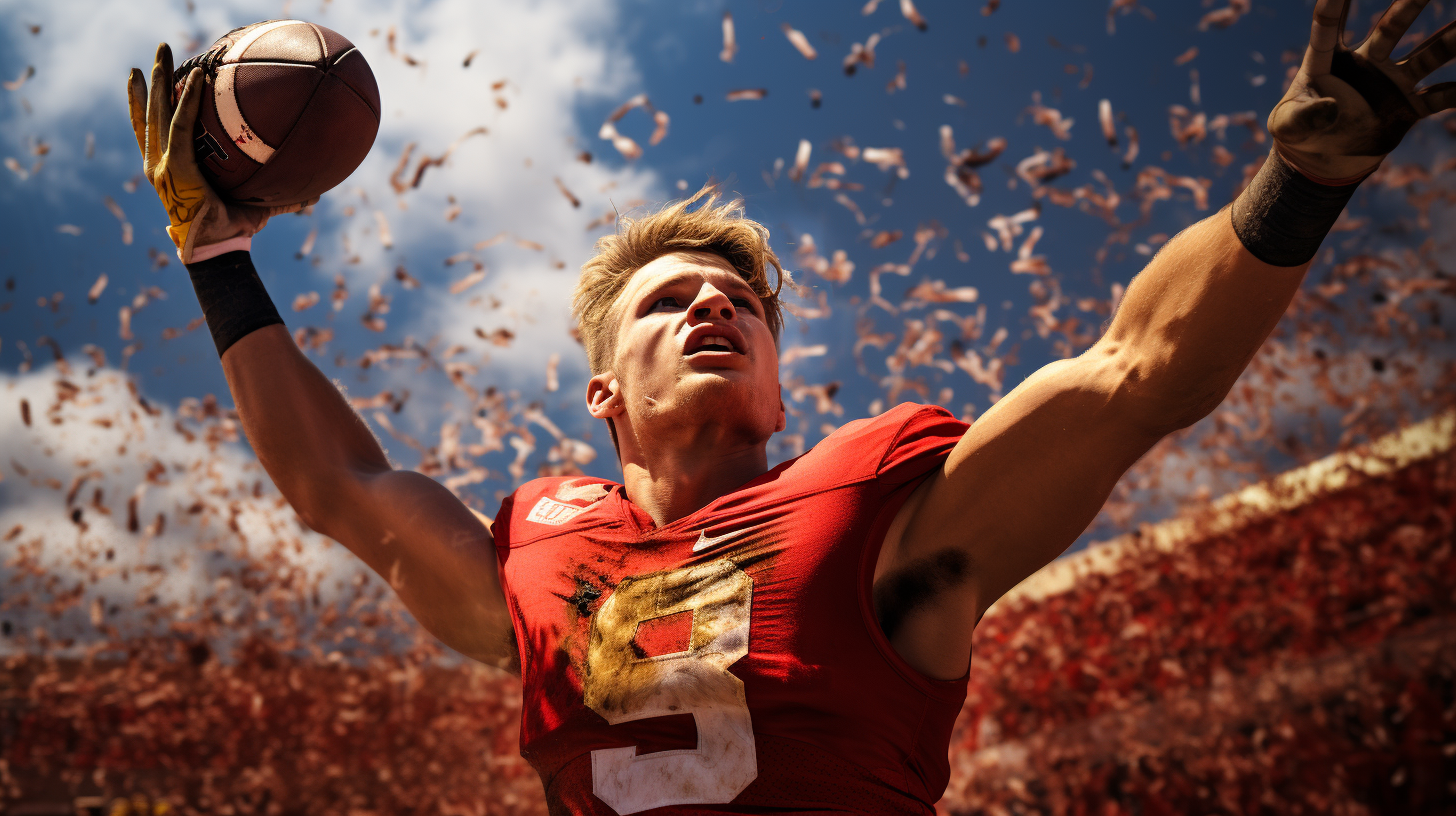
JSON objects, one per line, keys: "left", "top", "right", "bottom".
{"left": 126, "top": 43, "right": 316, "bottom": 263}
{"left": 1269, "top": 0, "right": 1455, "bottom": 182}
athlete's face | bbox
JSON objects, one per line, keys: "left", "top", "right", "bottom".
{"left": 587, "top": 250, "right": 785, "bottom": 445}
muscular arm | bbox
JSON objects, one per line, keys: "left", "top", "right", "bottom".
{"left": 129, "top": 47, "right": 515, "bottom": 671}
{"left": 876, "top": 0, "right": 1456, "bottom": 681}
{"left": 222, "top": 318, "right": 516, "bottom": 671}
{"left": 1099, "top": 208, "right": 1308, "bottom": 428}
{"left": 873, "top": 214, "right": 1281, "bottom": 680}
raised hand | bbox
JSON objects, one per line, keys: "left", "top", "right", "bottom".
{"left": 126, "top": 43, "right": 313, "bottom": 263}
{"left": 1269, "top": 0, "right": 1455, "bottom": 180}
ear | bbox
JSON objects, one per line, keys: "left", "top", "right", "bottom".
{"left": 586, "top": 372, "right": 624, "bottom": 419}
{"left": 775, "top": 393, "right": 787, "bottom": 433}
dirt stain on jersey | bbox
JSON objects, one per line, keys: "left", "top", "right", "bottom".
{"left": 584, "top": 560, "right": 752, "bottom": 716}
{"left": 556, "top": 576, "right": 603, "bottom": 618}
{"left": 550, "top": 568, "right": 620, "bottom": 681}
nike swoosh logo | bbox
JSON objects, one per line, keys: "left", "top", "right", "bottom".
{"left": 692, "top": 523, "right": 766, "bottom": 553}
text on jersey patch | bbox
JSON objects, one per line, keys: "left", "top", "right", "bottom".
{"left": 528, "top": 496, "right": 587, "bottom": 525}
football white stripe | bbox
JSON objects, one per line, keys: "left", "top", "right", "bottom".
{"left": 208, "top": 20, "right": 308, "bottom": 166}
{"left": 221, "top": 19, "right": 302, "bottom": 63}
{"left": 212, "top": 64, "right": 275, "bottom": 164}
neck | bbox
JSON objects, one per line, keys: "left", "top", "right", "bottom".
{"left": 617, "top": 422, "right": 770, "bottom": 527}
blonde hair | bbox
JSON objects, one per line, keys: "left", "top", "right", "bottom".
{"left": 572, "top": 186, "right": 792, "bottom": 374}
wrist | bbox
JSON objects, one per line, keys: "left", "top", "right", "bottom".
{"left": 1230, "top": 148, "right": 1363, "bottom": 267}
{"left": 184, "top": 251, "right": 284, "bottom": 357}
{"left": 1272, "top": 142, "right": 1381, "bottom": 186}
{"left": 186, "top": 234, "right": 253, "bottom": 263}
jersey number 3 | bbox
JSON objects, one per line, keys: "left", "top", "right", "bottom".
{"left": 583, "top": 559, "right": 756, "bottom": 814}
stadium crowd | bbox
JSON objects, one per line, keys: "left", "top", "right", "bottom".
{"left": 943, "top": 445, "right": 1456, "bottom": 814}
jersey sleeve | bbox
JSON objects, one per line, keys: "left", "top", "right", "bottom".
{"left": 873, "top": 402, "right": 968, "bottom": 486}
{"left": 808, "top": 402, "right": 967, "bottom": 488}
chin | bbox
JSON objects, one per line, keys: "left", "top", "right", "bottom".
{"left": 678, "top": 368, "right": 756, "bottom": 405}
{"left": 663, "top": 373, "right": 779, "bottom": 435}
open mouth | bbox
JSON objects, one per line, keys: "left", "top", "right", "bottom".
{"left": 684, "top": 324, "right": 747, "bottom": 359}
{"left": 687, "top": 335, "right": 739, "bottom": 354}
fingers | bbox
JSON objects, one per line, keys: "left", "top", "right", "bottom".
{"left": 126, "top": 68, "right": 149, "bottom": 164}
{"left": 1401, "top": 17, "right": 1456, "bottom": 81}
{"left": 168, "top": 68, "right": 204, "bottom": 165}
{"left": 1362, "top": 0, "right": 1430, "bottom": 61}
{"left": 1306, "top": 0, "right": 1353, "bottom": 76}
{"left": 146, "top": 43, "right": 173, "bottom": 170}
{"left": 1411, "top": 80, "right": 1456, "bottom": 116}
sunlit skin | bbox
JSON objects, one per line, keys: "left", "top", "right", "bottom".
{"left": 586, "top": 251, "right": 785, "bottom": 527}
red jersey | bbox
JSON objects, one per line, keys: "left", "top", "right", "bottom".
{"left": 492, "top": 403, "right": 970, "bottom": 814}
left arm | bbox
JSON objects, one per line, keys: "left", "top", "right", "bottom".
{"left": 874, "top": 0, "right": 1455, "bottom": 681}
{"left": 871, "top": 211, "right": 1302, "bottom": 681}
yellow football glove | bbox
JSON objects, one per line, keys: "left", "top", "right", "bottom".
{"left": 126, "top": 43, "right": 314, "bottom": 263}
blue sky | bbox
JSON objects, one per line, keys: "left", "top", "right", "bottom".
{"left": 2, "top": 0, "right": 1453, "bottom": 555}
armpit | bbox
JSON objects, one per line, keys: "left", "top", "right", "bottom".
{"left": 871, "top": 547, "right": 972, "bottom": 641}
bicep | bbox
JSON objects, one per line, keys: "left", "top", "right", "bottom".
{"left": 322, "top": 468, "right": 517, "bottom": 671}
{"left": 895, "top": 347, "right": 1168, "bottom": 617}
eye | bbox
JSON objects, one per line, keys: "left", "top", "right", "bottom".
{"left": 730, "top": 296, "right": 761, "bottom": 315}
{"left": 649, "top": 296, "right": 680, "bottom": 312}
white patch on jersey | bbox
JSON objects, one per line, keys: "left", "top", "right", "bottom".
{"left": 584, "top": 560, "right": 756, "bottom": 813}
{"left": 555, "top": 478, "right": 611, "bottom": 504}
{"left": 527, "top": 496, "right": 586, "bottom": 526}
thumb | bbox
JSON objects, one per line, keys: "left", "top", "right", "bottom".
{"left": 1268, "top": 96, "right": 1339, "bottom": 146}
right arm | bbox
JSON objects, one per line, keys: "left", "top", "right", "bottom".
{"left": 222, "top": 323, "right": 517, "bottom": 671}
{"left": 130, "top": 44, "right": 517, "bottom": 671}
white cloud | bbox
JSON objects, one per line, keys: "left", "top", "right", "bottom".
{"left": 1, "top": 0, "right": 666, "bottom": 378}
{"left": 310, "top": 0, "right": 663, "bottom": 373}
{"left": 0, "top": 364, "right": 372, "bottom": 653}
{"left": 1, "top": 0, "right": 674, "bottom": 488}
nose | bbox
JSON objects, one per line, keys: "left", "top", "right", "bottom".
{"left": 689, "top": 283, "right": 736, "bottom": 322}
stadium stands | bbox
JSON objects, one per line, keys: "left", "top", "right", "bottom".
{"left": 3, "top": 411, "right": 1452, "bottom": 814}
{"left": 943, "top": 409, "right": 1456, "bottom": 814}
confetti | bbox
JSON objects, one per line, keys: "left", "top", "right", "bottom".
{"left": 450, "top": 267, "right": 488, "bottom": 295}
{"left": 1098, "top": 99, "right": 1117, "bottom": 147}
{"left": 2, "top": 65, "right": 34, "bottom": 91}
{"left": 726, "top": 88, "right": 769, "bottom": 102}
{"left": 782, "top": 23, "right": 817, "bottom": 60}
{"left": 720, "top": 11, "right": 737, "bottom": 62}
{"left": 900, "top": 0, "right": 928, "bottom": 31}
{"left": 789, "top": 139, "right": 812, "bottom": 182}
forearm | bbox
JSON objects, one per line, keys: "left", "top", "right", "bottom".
{"left": 222, "top": 325, "right": 389, "bottom": 526}
{"left": 1100, "top": 209, "right": 1307, "bottom": 428}
{"left": 187, "top": 252, "right": 388, "bottom": 528}
{"left": 1102, "top": 149, "right": 1364, "bottom": 429}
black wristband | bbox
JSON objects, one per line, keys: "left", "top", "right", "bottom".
{"left": 184, "top": 250, "right": 284, "bottom": 357}
{"left": 1230, "top": 149, "right": 1362, "bottom": 267}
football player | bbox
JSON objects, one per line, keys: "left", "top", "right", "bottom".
{"left": 128, "top": 0, "right": 1454, "bottom": 811}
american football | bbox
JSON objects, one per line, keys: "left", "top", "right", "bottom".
{"left": 173, "top": 19, "right": 379, "bottom": 206}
